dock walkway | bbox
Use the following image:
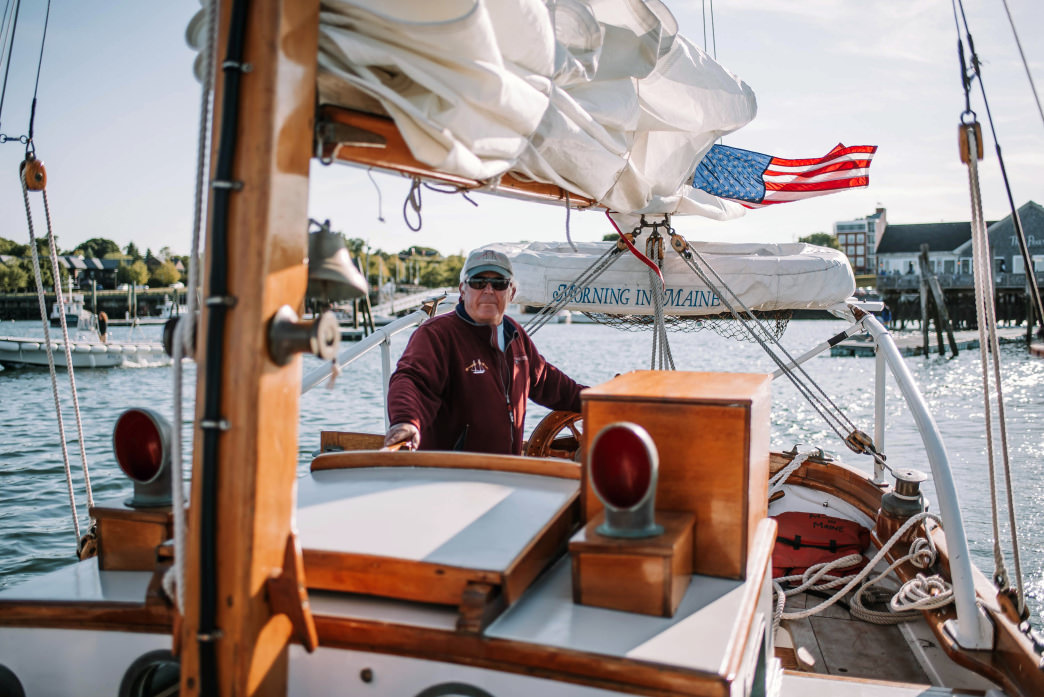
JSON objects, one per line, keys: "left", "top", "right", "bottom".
{"left": 831, "top": 326, "right": 1028, "bottom": 357}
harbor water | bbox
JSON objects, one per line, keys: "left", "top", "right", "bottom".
{"left": 1, "top": 317, "right": 1041, "bottom": 630}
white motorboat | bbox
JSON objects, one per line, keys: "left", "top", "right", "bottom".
{"left": 48, "top": 292, "right": 95, "bottom": 330}
{"left": 0, "top": 334, "right": 170, "bottom": 369}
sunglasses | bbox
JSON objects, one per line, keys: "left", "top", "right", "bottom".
{"left": 466, "top": 277, "right": 510, "bottom": 291}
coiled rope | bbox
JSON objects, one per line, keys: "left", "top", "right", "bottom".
{"left": 19, "top": 161, "right": 95, "bottom": 549}
{"left": 771, "top": 511, "right": 952, "bottom": 633}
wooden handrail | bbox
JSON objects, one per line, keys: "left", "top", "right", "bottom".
{"left": 311, "top": 449, "right": 581, "bottom": 480}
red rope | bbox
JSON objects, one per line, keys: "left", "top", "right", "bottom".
{"left": 605, "top": 211, "right": 664, "bottom": 290}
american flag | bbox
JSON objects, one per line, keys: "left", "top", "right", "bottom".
{"left": 690, "top": 143, "right": 877, "bottom": 208}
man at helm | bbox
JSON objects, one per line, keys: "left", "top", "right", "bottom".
{"left": 384, "top": 248, "right": 585, "bottom": 454}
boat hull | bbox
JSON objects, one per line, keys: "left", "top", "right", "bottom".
{"left": 0, "top": 336, "right": 170, "bottom": 369}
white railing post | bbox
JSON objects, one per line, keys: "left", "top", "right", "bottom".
{"left": 300, "top": 309, "right": 429, "bottom": 394}
{"left": 862, "top": 314, "right": 993, "bottom": 650}
{"left": 873, "top": 345, "right": 887, "bottom": 485}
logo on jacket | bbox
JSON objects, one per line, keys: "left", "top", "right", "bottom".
{"left": 466, "top": 359, "right": 488, "bottom": 375}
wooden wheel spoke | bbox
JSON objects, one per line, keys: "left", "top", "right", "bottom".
{"left": 523, "top": 410, "right": 583, "bottom": 461}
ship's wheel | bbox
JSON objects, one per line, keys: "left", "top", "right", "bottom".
{"left": 524, "top": 410, "right": 583, "bottom": 461}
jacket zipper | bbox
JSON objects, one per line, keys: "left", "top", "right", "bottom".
{"left": 493, "top": 329, "right": 518, "bottom": 452}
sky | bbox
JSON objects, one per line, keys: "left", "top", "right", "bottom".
{"left": 1, "top": 0, "right": 1042, "bottom": 259}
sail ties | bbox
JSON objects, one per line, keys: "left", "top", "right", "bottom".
{"left": 19, "top": 156, "right": 95, "bottom": 553}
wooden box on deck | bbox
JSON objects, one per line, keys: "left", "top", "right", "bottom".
{"left": 91, "top": 504, "right": 173, "bottom": 571}
{"left": 570, "top": 510, "right": 694, "bottom": 617}
{"left": 581, "top": 371, "right": 770, "bottom": 579}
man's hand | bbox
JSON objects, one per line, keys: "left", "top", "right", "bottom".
{"left": 384, "top": 422, "right": 420, "bottom": 451}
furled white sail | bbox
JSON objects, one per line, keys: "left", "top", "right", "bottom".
{"left": 316, "top": 0, "right": 757, "bottom": 218}
{"left": 478, "top": 240, "right": 856, "bottom": 316}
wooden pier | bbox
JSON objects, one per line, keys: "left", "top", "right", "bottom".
{"left": 831, "top": 326, "right": 1027, "bottom": 357}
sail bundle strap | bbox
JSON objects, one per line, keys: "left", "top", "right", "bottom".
{"left": 962, "top": 121, "right": 1024, "bottom": 614}
{"left": 19, "top": 158, "right": 95, "bottom": 547}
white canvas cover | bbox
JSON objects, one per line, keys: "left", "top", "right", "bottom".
{"left": 316, "top": 0, "right": 757, "bottom": 219}
{"left": 477, "top": 240, "right": 856, "bottom": 316}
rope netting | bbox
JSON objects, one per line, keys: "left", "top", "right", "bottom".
{"left": 579, "top": 308, "right": 791, "bottom": 341}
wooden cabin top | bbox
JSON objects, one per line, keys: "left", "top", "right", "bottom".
{"left": 583, "top": 370, "right": 771, "bottom": 405}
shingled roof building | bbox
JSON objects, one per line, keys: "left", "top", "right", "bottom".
{"left": 871, "top": 201, "right": 1044, "bottom": 282}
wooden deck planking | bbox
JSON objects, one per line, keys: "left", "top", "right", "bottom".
{"left": 778, "top": 590, "right": 931, "bottom": 684}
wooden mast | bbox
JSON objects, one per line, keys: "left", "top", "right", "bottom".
{"left": 180, "top": 1, "right": 319, "bottom": 695}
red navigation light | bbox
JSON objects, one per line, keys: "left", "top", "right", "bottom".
{"left": 590, "top": 423, "right": 656, "bottom": 510}
{"left": 113, "top": 409, "right": 169, "bottom": 484}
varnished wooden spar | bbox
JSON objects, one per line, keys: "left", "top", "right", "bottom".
{"left": 318, "top": 105, "right": 601, "bottom": 209}
{"left": 179, "top": 1, "right": 320, "bottom": 695}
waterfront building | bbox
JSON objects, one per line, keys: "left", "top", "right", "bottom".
{"left": 833, "top": 207, "right": 886, "bottom": 273}
{"left": 873, "top": 200, "right": 1043, "bottom": 285}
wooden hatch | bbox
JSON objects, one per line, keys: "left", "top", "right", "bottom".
{"left": 300, "top": 451, "right": 581, "bottom": 632}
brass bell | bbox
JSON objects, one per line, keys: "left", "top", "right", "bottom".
{"left": 306, "top": 219, "right": 367, "bottom": 302}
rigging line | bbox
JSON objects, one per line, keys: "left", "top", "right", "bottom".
{"left": 684, "top": 262, "right": 852, "bottom": 441}
{"left": 20, "top": 166, "right": 80, "bottom": 545}
{"left": 564, "top": 190, "right": 577, "bottom": 252}
{"left": 709, "top": 0, "right": 718, "bottom": 60}
{"left": 965, "top": 123, "right": 1024, "bottom": 609}
{"left": 0, "top": 0, "right": 21, "bottom": 128}
{"left": 523, "top": 244, "right": 623, "bottom": 335}
{"left": 365, "top": 167, "right": 385, "bottom": 222}
{"left": 954, "top": 2, "right": 1032, "bottom": 605}
{"left": 24, "top": 0, "right": 48, "bottom": 143}
{"left": 680, "top": 246, "right": 860, "bottom": 442}
{"left": 403, "top": 177, "right": 422, "bottom": 231}
{"left": 999, "top": 0, "right": 1044, "bottom": 131}
{"left": 166, "top": 0, "right": 218, "bottom": 616}
{"left": 701, "top": 0, "right": 706, "bottom": 51}
{"left": 41, "top": 186, "right": 93, "bottom": 510}
{"left": 0, "top": 0, "right": 16, "bottom": 108}
{"left": 954, "top": 0, "right": 1044, "bottom": 334}
{"left": 966, "top": 138, "right": 1010, "bottom": 592}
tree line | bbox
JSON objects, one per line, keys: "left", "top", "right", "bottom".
{"left": 0, "top": 233, "right": 467, "bottom": 294}
{"left": 3, "top": 230, "right": 844, "bottom": 295}
{"left": 0, "top": 236, "right": 185, "bottom": 293}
